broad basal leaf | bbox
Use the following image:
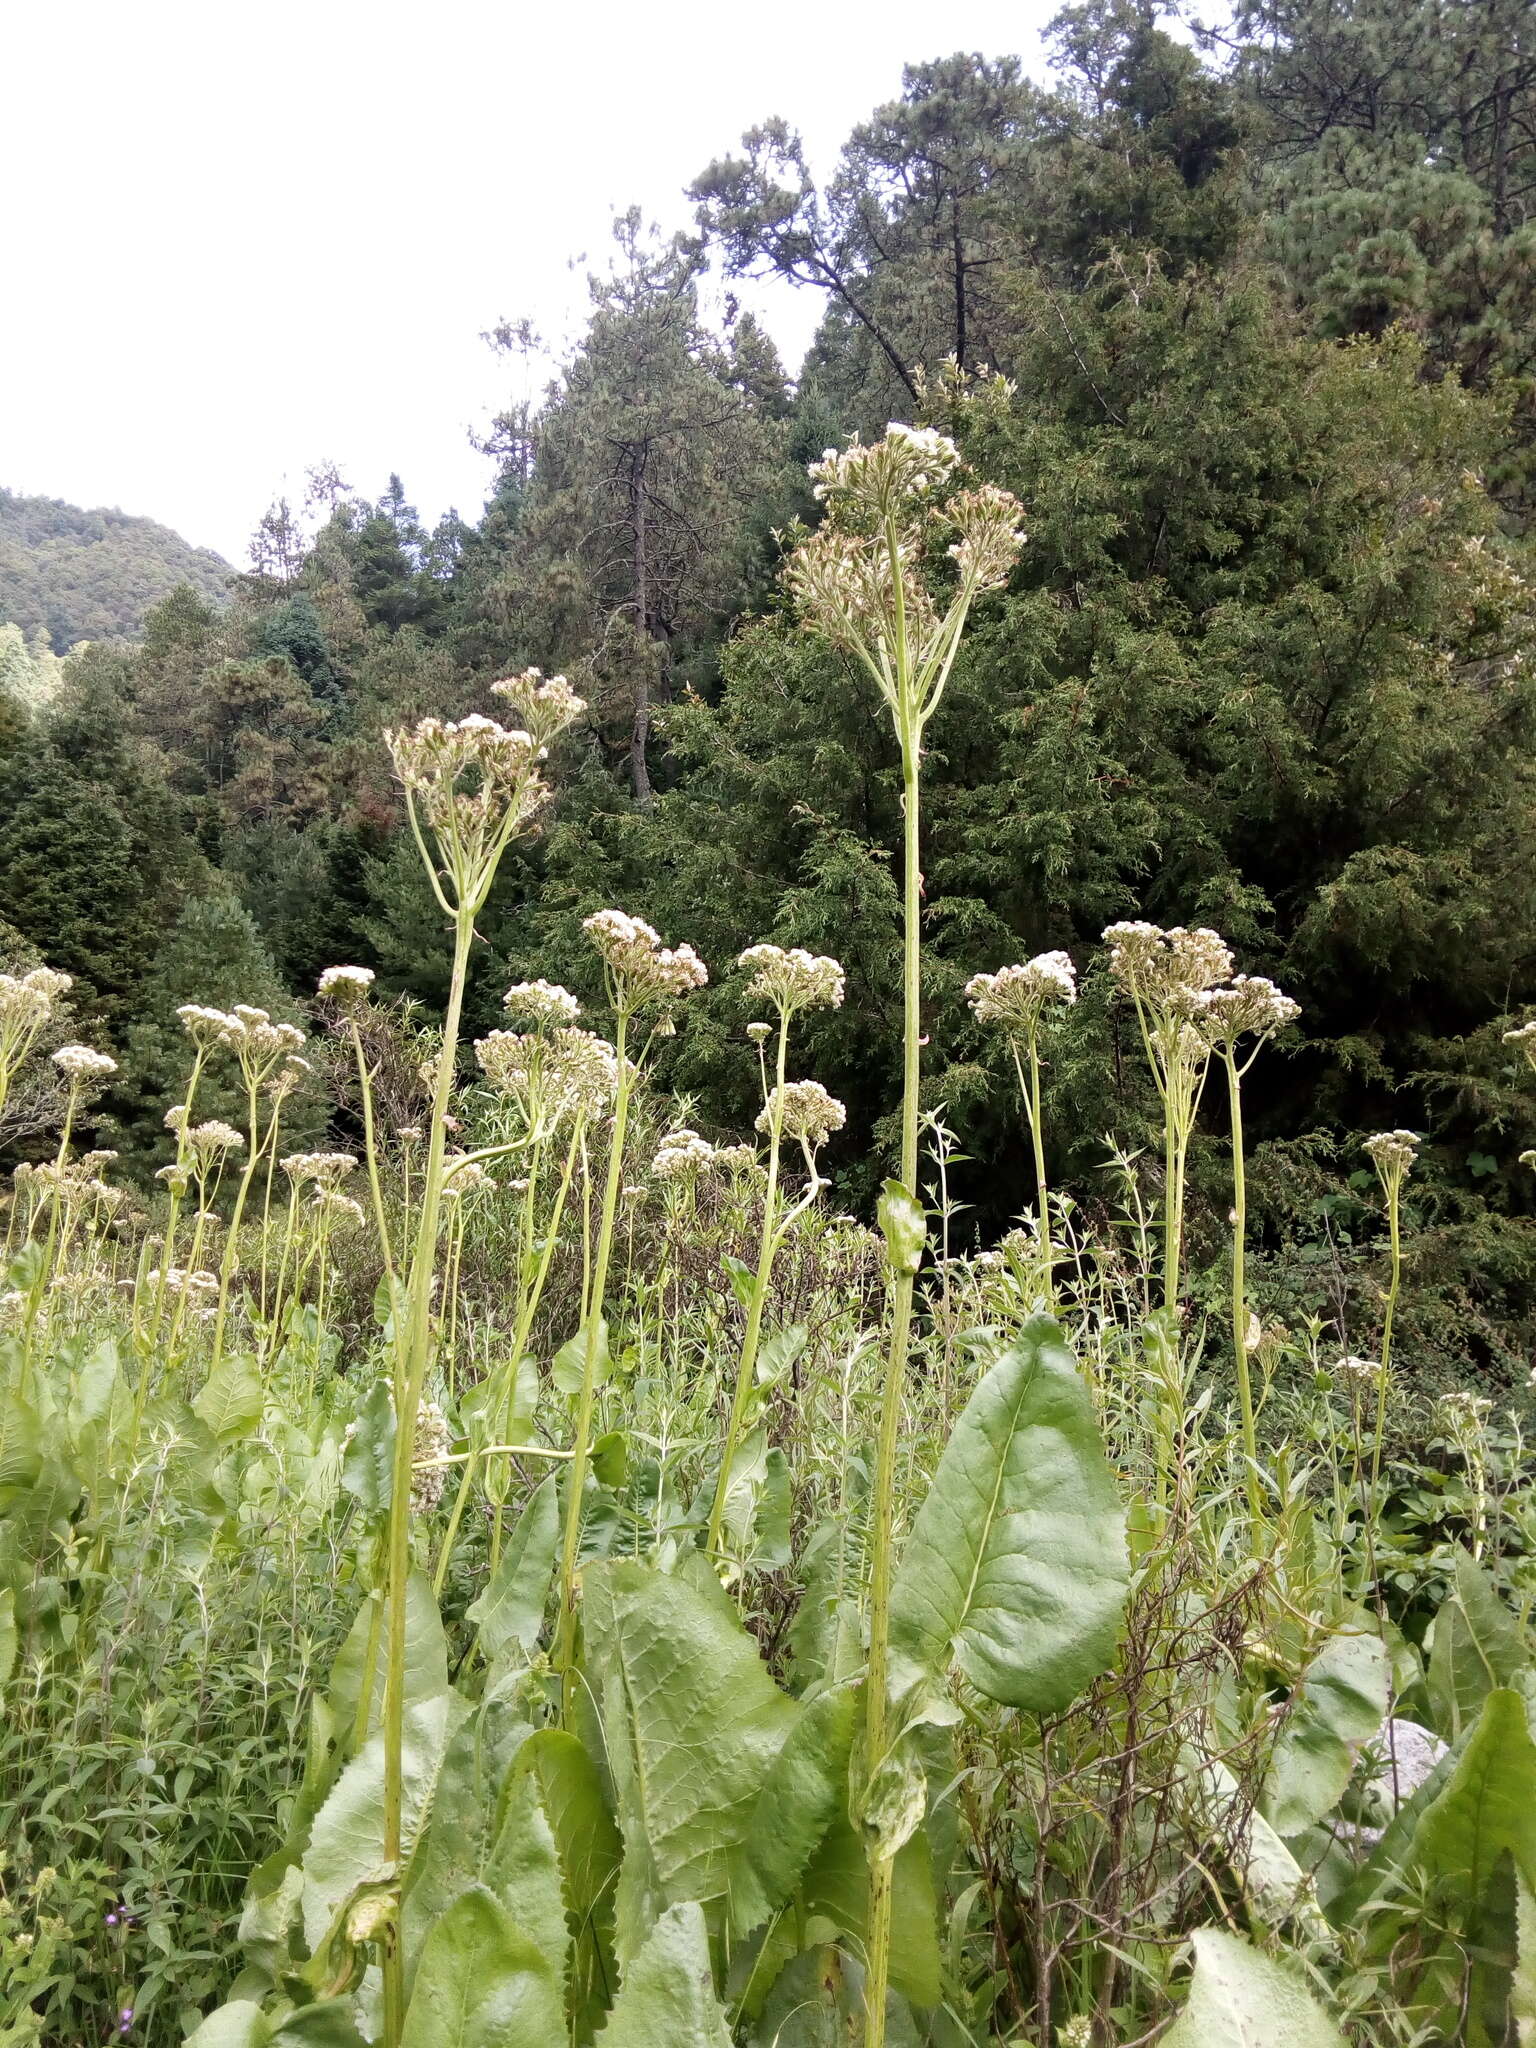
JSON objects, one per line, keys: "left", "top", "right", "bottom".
{"left": 583, "top": 1560, "right": 798, "bottom": 1961}
{"left": 726, "top": 1681, "right": 858, "bottom": 1936}
{"left": 465, "top": 1475, "right": 558, "bottom": 1665}
{"left": 401, "top": 1884, "right": 563, "bottom": 2048}
{"left": 889, "top": 1315, "right": 1127, "bottom": 1712}
{"left": 1428, "top": 1548, "right": 1528, "bottom": 1744}
{"left": 512, "top": 1728, "right": 622, "bottom": 2039}
{"left": 1262, "top": 1626, "right": 1391, "bottom": 1837}
{"left": 1163, "top": 1928, "right": 1348, "bottom": 2047}
{"left": 594, "top": 1901, "right": 732, "bottom": 2048}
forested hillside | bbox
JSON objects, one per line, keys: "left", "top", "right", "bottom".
{"left": 0, "top": 486, "right": 230, "bottom": 649}
{"left": 3, "top": 0, "right": 1535, "bottom": 1372}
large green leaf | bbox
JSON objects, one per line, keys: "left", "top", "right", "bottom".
{"left": 888, "top": 1316, "right": 1126, "bottom": 1712}
{"left": 302, "top": 1691, "right": 468, "bottom": 1951}
{"left": 401, "top": 1884, "right": 563, "bottom": 2048}
{"left": 584, "top": 1560, "right": 798, "bottom": 1962}
{"left": 484, "top": 1770, "right": 570, "bottom": 2000}
{"left": 1408, "top": 1688, "right": 1536, "bottom": 1907}
{"left": 402, "top": 1695, "right": 532, "bottom": 1984}
{"left": 1163, "top": 1929, "right": 1347, "bottom": 2046}
{"left": 593, "top": 1901, "right": 732, "bottom": 2048}
{"left": 726, "top": 1681, "right": 859, "bottom": 1937}
{"left": 465, "top": 1476, "right": 558, "bottom": 1665}
{"left": 799, "top": 1811, "right": 940, "bottom": 2010}
{"left": 328, "top": 1573, "right": 448, "bottom": 1752}
{"left": 184, "top": 2002, "right": 270, "bottom": 2048}
{"left": 1262, "top": 1626, "right": 1391, "bottom": 1837}
{"left": 1428, "top": 1549, "right": 1528, "bottom": 1743}
{"left": 194, "top": 1353, "right": 266, "bottom": 1445}
{"left": 512, "top": 1728, "right": 622, "bottom": 2037}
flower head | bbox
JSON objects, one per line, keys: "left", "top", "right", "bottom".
{"left": 490, "top": 668, "right": 587, "bottom": 748}
{"left": 737, "top": 944, "right": 846, "bottom": 1014}
{"left": 1365, "top": 1129, "right": 1420, "bottom": 1179}
{"left": 756, "top": 1079, "right": 847, "bottom": 1148}
{"left": 50, "top": 1044, "right": 117, "bottom": 1084}
{"left": 966, "top": 952, "right": 1077, "bottom": 1033}
{"left": 1504, "top": 1019, "right": 1536, "bottom": 1073}
{"left": 583, "top": 910, "right": 708, "bottom": 1007}
{"left": 317, "top": 965, "right": 376, "bottom": 1003}
{"left": 652, "top": 1129, "right": 718, "bottom": 1182}
{"left": 1193, "top": 974, "right": 1301, "bottom": 1044}
{"left": 410, "top": 1400, "right": 452, "bottom": 1513}
{"left": 1103, "top": 923, "right": 1235, "bottom": 1003}
{"left": 502, "top": 979, "right": 581, "bottom": 1027}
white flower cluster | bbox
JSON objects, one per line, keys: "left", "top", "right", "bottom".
{"left": 757, "top": 1080, "right": 847, "bottom": 1147}
{"left": 808, "top": 423, "right": 961, "bottom": 508}
{"left": 502, "top": 979, "right": 582, "bottom": 1027}
{"left": 443, "top": 1155, "right": 497, "bottom": 1197}
{"left": 310, "top": 1187, "right": 366, "bottom": 1227}
{"left": 737, "top": 944, "right": 846, "bottom": 1014}
{"left": 1192, "top": 975, "right": 1301, "bottom": 1043}
{"left": 281, "top": 1151, "right": 358, "bottom": 1187}
{"left": 187, "top": 1119, "right": 245, "bottom": 1157}
{"left": 1365, "top": 1129, "right": 1420, "bottom": 1178}
{"left": 148, "top": 1267, "right": 220, "bottom": 1301}
{"left": 0, "top": 965, "right": 71, "bottom": 1037}
{"left": 652, "top": 1129, "right": 718, "bottom": 1182}
{"left": 489, "top": 669, "right": 587, "bottom": 748}
{"left": 410, "top": 1400, "right": 452, "bottom": 1513}
{"left": 1103, "top": 923, "right": 1235, "bottom": 1000}
{"left": 317, "top": 965, "right": 375, "bottom": 1002}
{"left": 175, "top": 1003, "right": 306, "bottom": 1070}
{"left": 1504, "top": 1019, "right": 1536, "bottom": 1074}
{"left": 1333, "top": 1354, "right": 1383, "bottom": 1387}
{"left": 583, "top": 910, "right": 708, "bottom": 1005}
{"left": 946, "top": 483, "right": 1029, "bottom": 592}
{"left": 966, "top": 951, "right": 1077, "bottom": 1032}
{"left": 50, "top": 1044, "right": 117, "bottom": 1084}
{"left": 385, "top": 713, "right": 544, "bottom": 842}
{"left": 475, "top": 1025, "right": 622, "bottom": 1125}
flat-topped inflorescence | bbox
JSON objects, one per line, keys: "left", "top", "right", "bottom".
{"left": 51, "top": 1044, "right": 117, "bottom": 1085}
{"left": 737, "top": 944, "right": 846, "bottom": 1014}
{"left": 967, "top": 952, "right": 1077, "bottom": 1032}
{"left": 757, "top": 1079, "right": 847, "bottom": 1148}
{"left": 584, "top": 909, "right": 708, "bottom": 1008}
{"left": 501, "top": 979, "right": 582, "bottom": 1027}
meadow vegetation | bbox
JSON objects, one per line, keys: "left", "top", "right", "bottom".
{"left": 5, "top": 3, "right": 1536, "bottom": 2041}
{"left": 5, "top": 423, "right": 1536, "bottom": 2048}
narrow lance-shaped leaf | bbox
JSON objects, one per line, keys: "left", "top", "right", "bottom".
{"left": 889, "top": 1315, "right": 1127, "bottom": 1712}
{"left": 465, "top": 1474, "right": 558, "bottom": 1665}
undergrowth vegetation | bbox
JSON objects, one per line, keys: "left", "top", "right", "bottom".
{"left": 6, "top": 428, "right": 1536, "bottom": 2048}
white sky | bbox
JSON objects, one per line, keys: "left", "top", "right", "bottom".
{"left": 3, "top": 1, "right": 1057, "bottom": 565}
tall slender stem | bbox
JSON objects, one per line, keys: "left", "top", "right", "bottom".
{"left": 380, "top": 910, "right": 473, "bottom": 2045}
{"left": 864, "top": 738, "right": 922, "bottom": 2048}
{"left": 707, "top": 1008, "right": 790, "bottom": 1556}
{"left": 1225, "top": 1050, "right": 1260, "bottom": 1523}
{"left": 555, "top": 1010, "right": 632, "bottom": 1717}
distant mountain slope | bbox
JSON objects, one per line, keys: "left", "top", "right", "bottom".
{"left": 0, "top": 487, "right": 231, "bottom": 649}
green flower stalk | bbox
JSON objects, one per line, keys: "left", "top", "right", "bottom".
{"left": 1195, "top": 976, "right": 1299, "bottom": 1522}
{"left": 376, "top": 670, "right": 584, "bottom": 2047}
{"left": 552, "top": 910, "right": 707, "bottom": 1716}
{"left": 1363, "top": 1128, "right": 1418, "bottom": 1506}
{"left": 1103, "top": 922, "right": 1234, "bottom": 1311}
{"left": 966, "top": 953, "right": 1077, "bottom": 1301}
{"left": 707, "top": 946, "right": 846, "bottom": 1559}
{"left": 786, "top": 420, "right": 1025, "bottom": 2048}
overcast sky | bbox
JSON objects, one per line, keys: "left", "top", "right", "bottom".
{"left": 4, "top": 0, "right": 1058, "bottom": 564}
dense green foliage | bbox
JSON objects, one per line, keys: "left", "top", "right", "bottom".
{"left": 0, "top": 489, "right": 230, "bottom": 651}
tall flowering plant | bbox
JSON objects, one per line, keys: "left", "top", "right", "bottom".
{"left": 786, "top": 422, "right": 1024, "bottom": 2045}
